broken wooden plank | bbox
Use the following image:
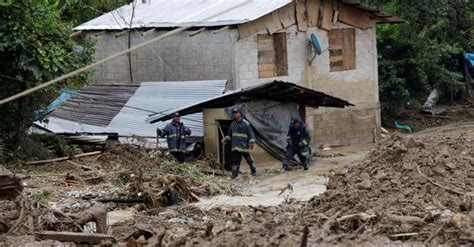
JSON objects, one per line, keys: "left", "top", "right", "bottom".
{"left": 26, "top": 151, "right": 102, "bottom": 165}
{"left": 321, "top": 0, "right": 334, "bottom": 30}
{"left": 338, "top": 3, "right": 370, "bottom": 29}
{"left": 306, "top": 0, "right": 321, "bottom": 27}
{"left": 278, "top": 4, "right": 296, "bottom": 28}
{"left": 295, "top": 0, "right": 308, "bottom": 31}
{"left": 36, "top": 231, "right": 115, "bottom": 244}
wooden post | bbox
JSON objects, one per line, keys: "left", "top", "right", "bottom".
{"left": 189, "top": 27, "right": 206, "bottom": 37}
{"left": 213, "top": 26, "right": 230, "bottom": 34}
{"left": 94, "top": 31, "right": 107, "bottom": 36}
{"left": 70, "top": 30, "right": 83, "bottom": 38}
{"left": 141, "top": 28, "right": 156, "bottom": 37}
{"left": 115, "top": 30, "right": 130, "bottom": 38}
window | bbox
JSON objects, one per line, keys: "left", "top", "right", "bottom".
{"left": 328, "top": 28, "right": 356, "bottom": 72}
{"left": 257, "top": 33, "right": 288, "bottom": 78}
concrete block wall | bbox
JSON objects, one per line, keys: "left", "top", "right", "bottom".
{"left": 88, "top": 29, "right": 237, "bottom": 84}
{"left": 233, "top": 22, "right": 380, "bottom": 146}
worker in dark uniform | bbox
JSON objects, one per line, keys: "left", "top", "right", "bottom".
{"left": 222, "top": 108, "right": 257, "bottom": 179}
{"left": 282, "top": 117, "right": 311, "bottom": 171}
{"left": 157, "top": 113, "right": 191, "bottom": 163}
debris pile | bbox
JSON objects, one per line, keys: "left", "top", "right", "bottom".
{"left": 0, "top": 167, "right": 82, "bottom": 236}
{"left": 305, "top": 132, "right": 474, "bottom": 244}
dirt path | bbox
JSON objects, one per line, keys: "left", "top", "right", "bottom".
{"left": 194, "top": 143, "right": 374, "bottom": 209}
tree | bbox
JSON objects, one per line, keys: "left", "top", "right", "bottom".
{"left": 0, "top": 0, "right": 94, "bottom": 157}
{"left": 370, "top": 0, "right": 474, "bottom": 114}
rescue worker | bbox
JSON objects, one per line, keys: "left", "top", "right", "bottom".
{"left": 157, "top": 113, "right": 191, "bottom": 163}
{"left": 222, "top": 108, "right": 257, "bottom": 179}
{"left": 282, "top": 117, "right": 311, "bottom": 171}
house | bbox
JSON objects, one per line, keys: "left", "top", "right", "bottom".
{"left": 73, "top": 0, "right": 400, "bottom": 149}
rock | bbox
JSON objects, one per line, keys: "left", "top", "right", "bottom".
{"left": 356, "top": 180, "right": 371, "bottom": 190}
{"left": 444, "top": 162, "right": 456, "bottom": 170}
{"left": 450, "top": 213, "right": 471, "bottom": 229}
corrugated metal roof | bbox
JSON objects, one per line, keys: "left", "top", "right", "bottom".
{"left": 74, "top": 0, "right": 292, "bottom": 30}
{"left": 146, "top": 80, "right": 354, "bottom": 123}
{"left": 35, "top": 80, "right": 227, "bottom": 138}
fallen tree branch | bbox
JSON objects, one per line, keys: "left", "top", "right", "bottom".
{"left": 386, "top": 214, "right": 425, "bottom": 225}
{"left": 416, "top": 166, "right": 468, "bottom": 196}
{"left": 26, "top": 151, "right": 102, "bottom": 165}
{"left": 36, "top": 231, "right": 115, "bottom": 244}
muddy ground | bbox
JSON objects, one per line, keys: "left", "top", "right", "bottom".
{"left": 1, "top": 121, "right": 473, "bottom": 246}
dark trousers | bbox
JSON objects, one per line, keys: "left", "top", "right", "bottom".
{"left": 170, "top": 151, "right": 185, "bottom": 163}
{"left": 283, "top": 146, "right": 309, "bottom": 170}
{"left": 231, "top": 151, "right": 256, "bottom": 178}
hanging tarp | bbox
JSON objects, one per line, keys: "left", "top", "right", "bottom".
{"left": 225, "top": 99, "right": 301, "bottom": 162}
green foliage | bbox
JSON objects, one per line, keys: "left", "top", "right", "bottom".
{"left": 0, "top": 0, "right": 95, "bottom": 158}
{"left": 373, "top": 0, "right": 473, "bottom": 115}
{"left": 31, "top": 189, "right": 53, "bottom": 204}
{"left": 57, "top": 0, "right": 132, "bottom": 27}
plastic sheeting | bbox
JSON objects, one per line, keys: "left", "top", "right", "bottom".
{"left": 225, "top": 99, "right": 301, "bottom": 162}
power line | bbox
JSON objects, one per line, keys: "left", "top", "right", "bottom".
{"left": 0, "top": 0, "right": 252, "bottom": 105}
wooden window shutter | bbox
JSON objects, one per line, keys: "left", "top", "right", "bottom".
{"left": 329, "top": 28, "right": 355, "bottom": 72}
{"left": 258, "top": 33, "right": 288, "bottom": 78}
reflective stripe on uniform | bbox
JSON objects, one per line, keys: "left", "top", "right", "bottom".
{"left": 233, "top": 133, "right": 248, "bottom": 138}
{"left": 169, "top": 149, "right": 185, "bottom": 152}
{"left": 168, "top": 134, "right": 177, "bottom": 138}
{"left": 302, "top": 139, "right": 309, "bottom": 145}
{"left": 301, "top": 151, "right": 310, "bottom": 157}
{"left": 249, "top": 138, "right": 256, "bottom": 143}
{"left": 232, "top": 146, "right": 249, "bottom": 153}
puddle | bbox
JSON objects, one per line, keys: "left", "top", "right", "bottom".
{"left": 194, "top": 173, "right": 328, "bottom": 210}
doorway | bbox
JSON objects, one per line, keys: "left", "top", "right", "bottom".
{"left": 217, "top": 120, "right": 233, "bottom": 171}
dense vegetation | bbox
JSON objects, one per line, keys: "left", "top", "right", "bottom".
{"left": 367, "top": 0, "right": 474, "bottom": 114}
{"left": 0, "top": 0, "right": 129, "bottom": 160}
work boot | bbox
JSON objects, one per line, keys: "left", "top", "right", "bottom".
{"left": 282, "top": 163, "right": 289, "bottom": 171}
{"left": 231, "top": 166, "right": 239, "bottom": 179}
{"left": 250, "top": 165, "right": 257, "bottom": 176}
{"left": 303, "top": 162, "right": 309, "bottom": 171}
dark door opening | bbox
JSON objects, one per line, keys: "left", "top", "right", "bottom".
{"left": 217, "top": 120, "right": 233, "bottom": 171}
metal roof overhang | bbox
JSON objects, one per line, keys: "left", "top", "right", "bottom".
{"left": 147, "top": 81, "right": 354, "bottom": 123}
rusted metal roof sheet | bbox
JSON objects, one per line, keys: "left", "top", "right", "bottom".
{"left": 36, "top": 80, "right": 227, "bottom": 138}
{"left": 146, "top": 80, "right": 354, "bottom": 123}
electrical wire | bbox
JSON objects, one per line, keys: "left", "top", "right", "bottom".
{"left": 0, "top": 0, "right": 253, "bottom": 105}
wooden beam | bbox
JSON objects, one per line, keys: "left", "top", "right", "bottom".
{"left": 141, "top": 28, "right": 156, "bottom": 37}
{"left": 189, "top": 27, "right": 206, "bottom": 37}
{"left": 25, "top": 151, "right": 102, "bottom": 165}
{"left": 213, "top": 26, "right": 230, "bottom": 34}
{"left": 36, "top": 231, "right": 115, "bottom": 244}
{"left": 70, "top": 30, "right": 83, "bottom": 38}
{"left": 115, "top": 29, "right": 130, "bottom": 38}
{"left": 94, "top": 31, "right": 107, "bottom": 36}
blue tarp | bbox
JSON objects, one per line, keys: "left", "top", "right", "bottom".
{"left": 467, "top": 53, "right": 474, "bottom": 67}
{"left": 35, "top": 90, "right": 76, "bottom": 117}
